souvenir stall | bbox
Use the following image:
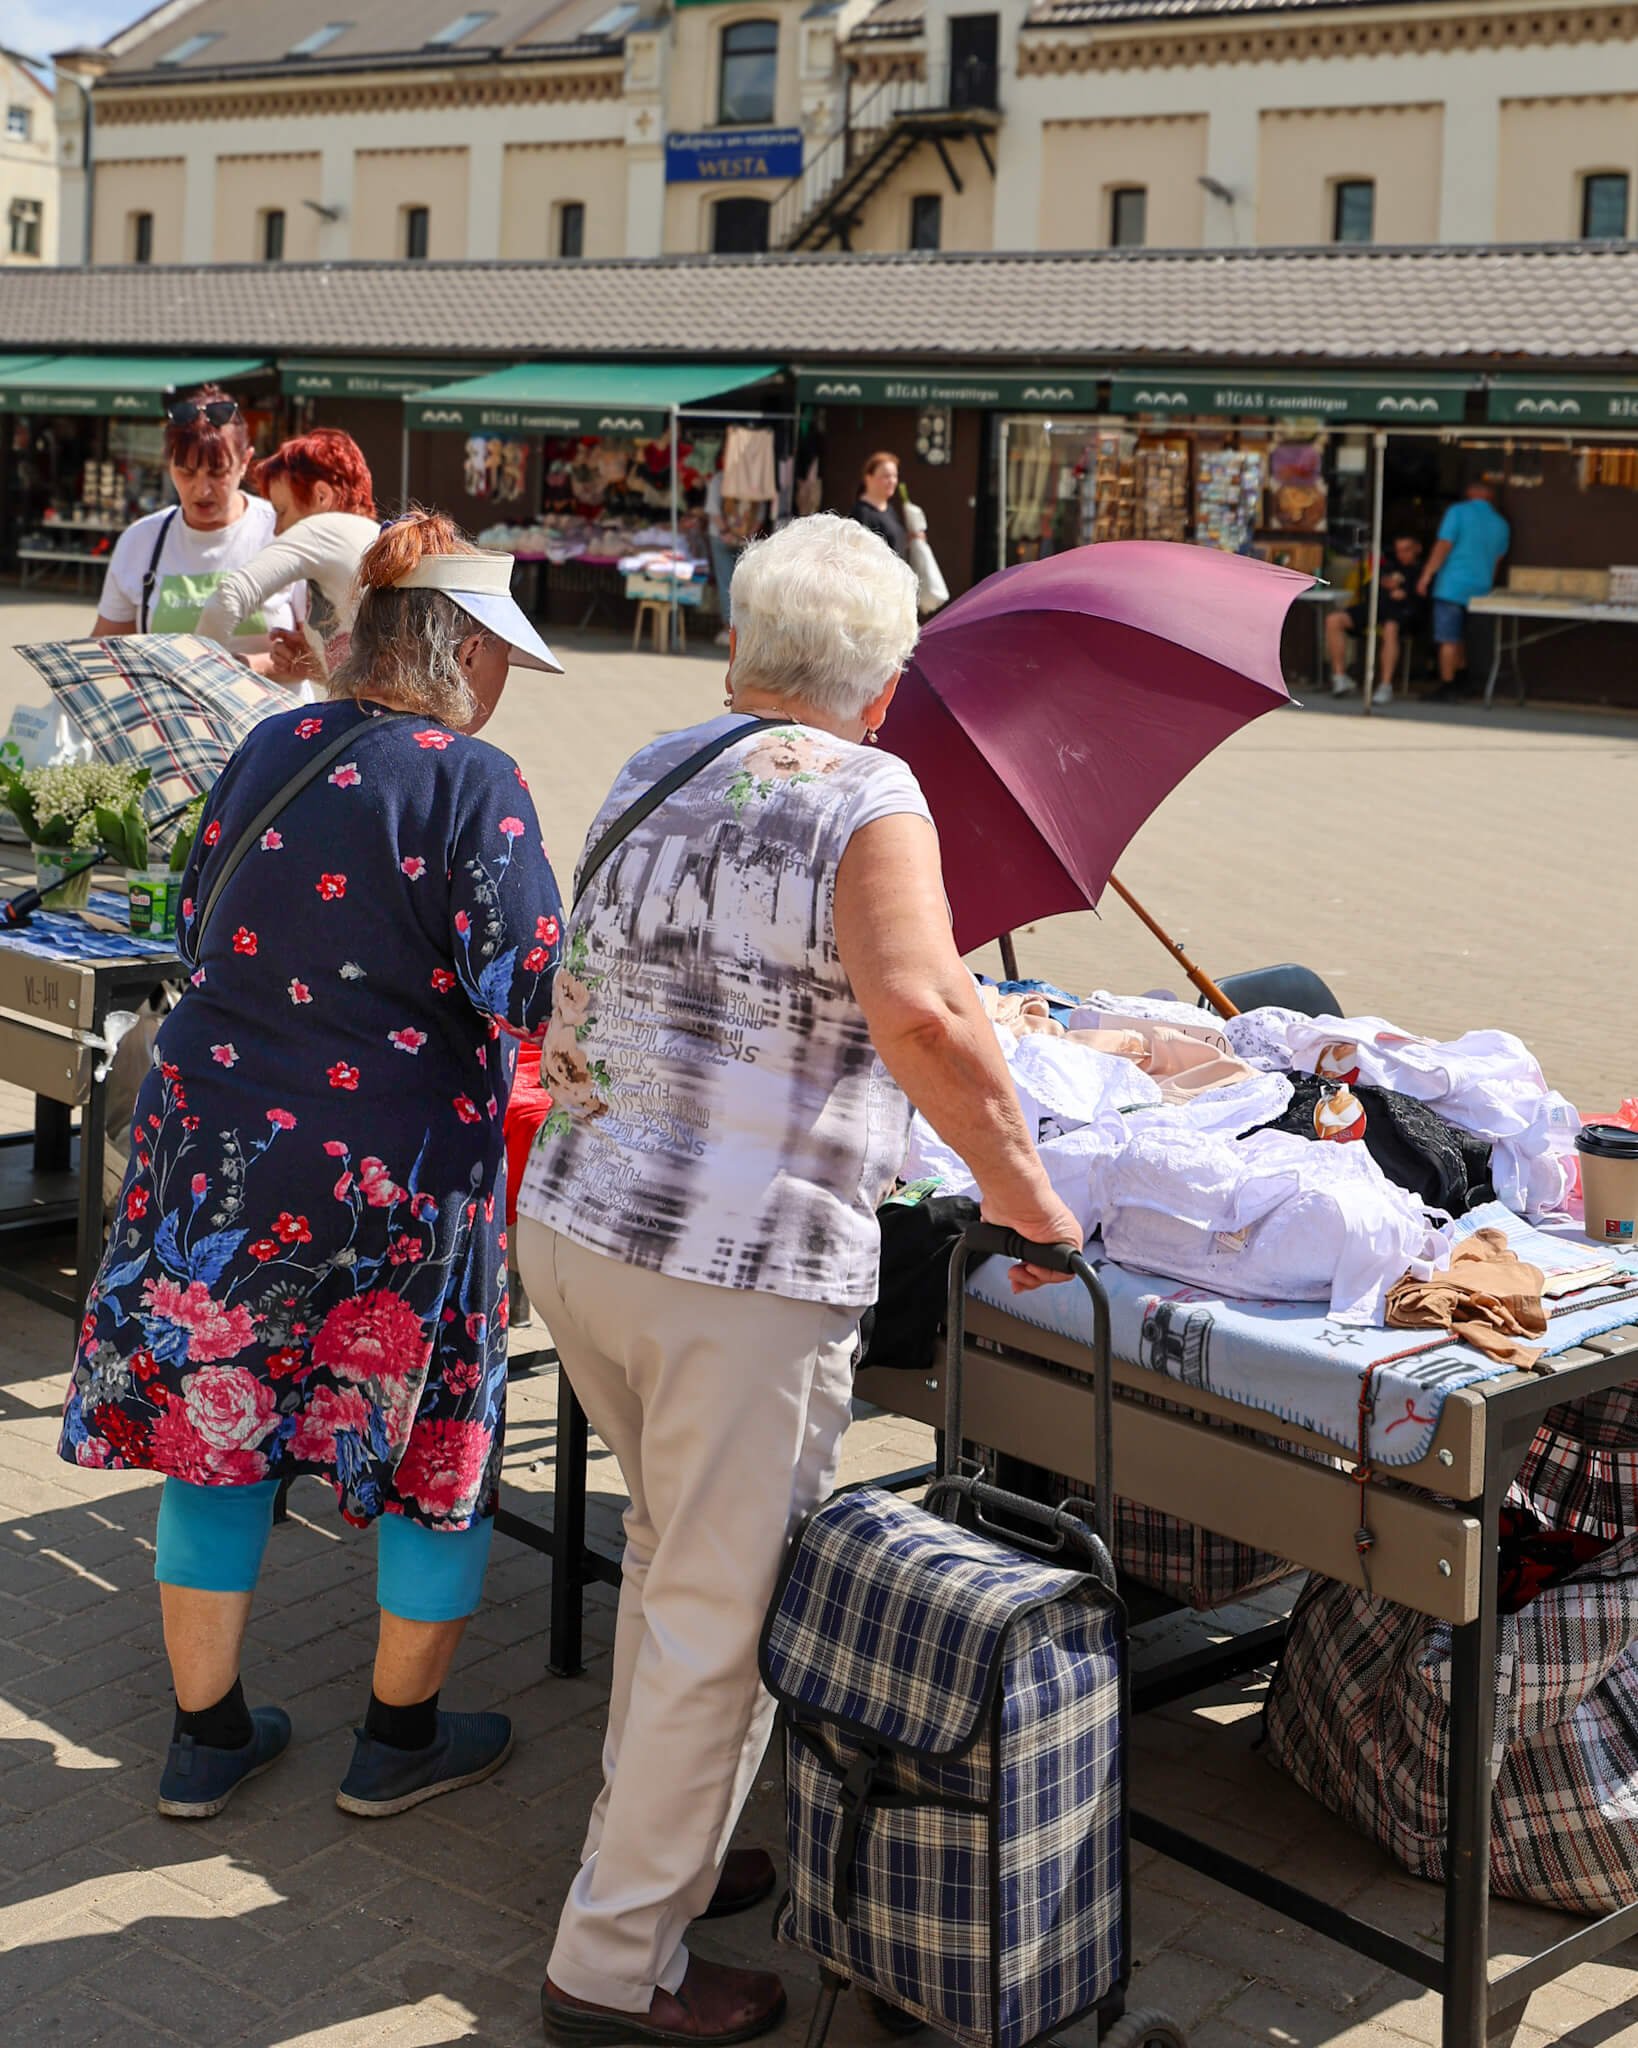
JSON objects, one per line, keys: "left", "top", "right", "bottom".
{"left": 402, "top": 361, "right": 785, "bottom": 640}
{"left": 279, "top": 358, "right": 493, "bottom": 515}
{"left": 0, "top": 354, "right": 276, "bottom": 591}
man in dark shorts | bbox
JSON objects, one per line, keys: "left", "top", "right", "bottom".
{"left": 1325, "top": 531, "right": 1426, "bottom": 703}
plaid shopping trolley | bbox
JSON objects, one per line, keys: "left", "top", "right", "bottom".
{"left": 759, "top": 1224, "right": 1186, "bottom": 2048}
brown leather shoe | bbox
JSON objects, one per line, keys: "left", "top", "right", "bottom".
{"left": 542, "top": 1956, "right": 787, "bottom": 2044}
{"left": 699, "top": 1848, "right": 776, "bottom": 1922}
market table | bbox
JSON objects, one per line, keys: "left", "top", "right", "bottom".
{"left": 541, "top": 1254, "right": 1638, "bottom": 2048}
{"left": 1468, "top": 592, "right": 1638, "bottom": 707}
{"left": 0, "top": 877, "right": 180, "bottom": 1315}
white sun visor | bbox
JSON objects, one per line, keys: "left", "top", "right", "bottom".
{"left": 393, "top": 551, "right": 563, "bottom": 674}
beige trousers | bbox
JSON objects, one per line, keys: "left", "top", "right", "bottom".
{"left": 517, "top": 1219, "right": 859, "bottom": 2012}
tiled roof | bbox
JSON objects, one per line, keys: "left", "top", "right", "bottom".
{"left": 851, "top": 0, "right": 1472, "bottom": 38}
{"left": 0, "top": 245, "right": 1632, "bottom": 370}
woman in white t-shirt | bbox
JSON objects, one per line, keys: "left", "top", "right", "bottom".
{"left": 517, "top": 513, "right": 1081, "bottom": 2047}
{"left": 91, "top": 385, "right": 297, "bottom": 652}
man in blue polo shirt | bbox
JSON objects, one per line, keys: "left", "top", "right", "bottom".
{"left": 1417, "top": 478, "right": 1510, "bottom": 694}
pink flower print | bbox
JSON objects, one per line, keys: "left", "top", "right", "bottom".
{"left": 413, "top": 729, "right": 455, "bottom": 751}
{"left": 327, "top": 1061, "right": 360, "bottom": 1091}
{"left": 454, "top": 911, "right": 471, "bottom": 936}
{"left": 316, "top": 873, "right": 347, "bottom": 902}
{"left": 232, "top": 927, "right": 257, "bottom": 956}
{"left": 266, "top": 1108, "right": 297, "bottom": 1130}
{"left": 523, "top": 945, "right": 549, "bottom": 973}
{"left": 323, "top": 1140, "right": 349, "bottom": 1157}
{"left": 182, "top": 1115, "right": 201, "bottom": 1132}
{"left": 190, "top": 970, "right": 206, "bottom": 989}
{"left": 328, "top": 762, "right": 362, "bottom": 789}
{"left": 142, "top": 1277, "right": 255, "bottom": 1363}
{"left": 211, "top": 1043, "right": 238, "bottom": 1068}
{"left": 203, "top": 820, "right": 221, "bottom": 847}
{"left": 358, "top": 1157, "right": 407, "bottom": 1208}
{"left": 126, "top": 1185, "right": 149, "bottom": 1219}
{"left": 485, "top": 1097, "right": 498, "bottom": 1120}
{"left": 191, "top": 1173, "right": 207, "bottom": 1198}
{"left": 387, "top": 1235, "right": 424, "bottom": 1266}
{"left": 287, "top": 1383, "right": 370, "bottom": 1462}
{"left": 267, "top": 1346, "right": 307, "bottom": 1381}
{"left": 482, "top": 1194, "right": 495, "bottom": 1224}
{"left": 312, "top": 1290, "right": 430, "bottom": 1385}
{"left": 272, "top": 1211, "right": 311, "bottom": 1246}
{"left": 498, "top": 816, "right": 525, "bottom": 839}
{"left": 288, "top": 979, "right": 312, "bottom": 1005}
{"left": 334, "top": 1170, "right": 354, "bottom": 1201}
{"left": 474, "top": 1044, "right": 487, "bottom": 1070}
{"left": 444, "top": 1356, "right": 482, "bottom": 1396}
{"left": 535, "top": 915, "right": 560, "bottom": 946}
{"left": 430, "top": 968, "right": 457, "bottom": 993}
{"left": 388, "top": 1027, "right": 428, "bottom": 1055}
{"left": 182, "top": 1363, "right": 278, "bottom": 1452}
{"left": 400, "top": 856, "right": 426, "bottom": 880}
{"left": 515, "top": 766, "right": 529, "bottom": 788}
{"left": 393, "top": 1418, "right": 490, "bottom": 1521}
{"left": 249, "top": 1239, "right": 279, "bottom": 1262}
{"left": 149, "top": 1403, "right": 267, "bottom": 1486}
{"left": 465, "top": 1312, "right": 488, "bottom": 1343}
{"left": 452, "top": 1095, "right": 481, "bottom": 1125}
{"left": 295, "top": 717, "right": 324, "bottom": 739}
{"left": 260, "top": 829, "right": 283, "bottom": 852}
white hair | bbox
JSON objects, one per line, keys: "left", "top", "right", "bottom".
{"left": 728, "top": 513, "right": 920, "bottom": 720}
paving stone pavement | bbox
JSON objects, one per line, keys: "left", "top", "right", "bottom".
{"left": 2, "top": 595, "right": 1638, "bottom": 2042}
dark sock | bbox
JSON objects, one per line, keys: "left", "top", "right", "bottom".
{"left": 173, "top": 1676, "right": 253, "bottom": 1751}
{"left": 365, "top": 1688, "right": 439, "bottom": 1751}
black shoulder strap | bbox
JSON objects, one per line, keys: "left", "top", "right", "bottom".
{"left": 138, "top": 506, "right": 180, "bottom": 633}
{"left": 195, "top": 712, "right": 411, "bottom": 948}
{"left": 574, "top": 716, "right": 775, "bottom": 908}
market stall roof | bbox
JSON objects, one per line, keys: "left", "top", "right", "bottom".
{"left": 0, "top": 353, "right": 270, "bottom": 417}
{"left": 0, "top": 247, "right": 1635, "bottom": 372}
{"left": 280, "top": 358, "right": 497, "bottom": 400}
{"left": 796, "top": 366, "right": 1103, "bottom": 410}
{"left": 404, "top": 360, "right": 782, "bottom": 436}
{"left": 1487, "top": 375, "right": 1638, "bottom": 427}
{"left": 1108, "top": 367, "right": 1476, "bottom": 424}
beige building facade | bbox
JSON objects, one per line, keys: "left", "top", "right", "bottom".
{"left": 55, "top": 0, "right": 1638, "bottom": 266}
{"left": 0, "top": 53, "right": 58, "bottom": 268}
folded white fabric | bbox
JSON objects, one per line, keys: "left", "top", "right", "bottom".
{"left": 1223, "top": 1009, "right": 1580, "bottom": 1221}
{"left": 1085, "top": 1125, "right": 1451, "bottom": 1323}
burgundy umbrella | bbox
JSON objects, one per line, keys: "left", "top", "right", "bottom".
{"left": 883, "top": 540, "right": 1311, "bottom": 984}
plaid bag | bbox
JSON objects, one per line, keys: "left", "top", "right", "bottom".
{"left": 1265, "top": 1534, "right": 1638, "bottom": 1915}
{"left": 1509, "top": 1378, "right": 1638, "bottom": 1540}
{"left": 760, "top": 1486, "right": 1125, "bottom": 2048}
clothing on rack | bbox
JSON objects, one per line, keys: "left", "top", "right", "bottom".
{"left": 721, "top": 425, "right": 777, "bottom": 502}
{"left": 1253, "top": 1074, "right": 1496, "bottom": 1215}
{"left": 1384, "top": 1225, "right": 1548, "bottom": 1368}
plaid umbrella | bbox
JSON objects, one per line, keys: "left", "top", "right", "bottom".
{"left": 16, "top": 634, "right": 290, "bottom": 825}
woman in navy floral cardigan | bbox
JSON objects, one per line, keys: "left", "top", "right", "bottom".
{"left": 60, "top": 514, "right": 565, "bottom": 1820}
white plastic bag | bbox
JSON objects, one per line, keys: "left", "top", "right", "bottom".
{"left": 901, "top": 497, "right": 949, "bottom": 614}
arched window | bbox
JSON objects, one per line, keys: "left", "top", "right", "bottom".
{"left": 712, "top": 196, "right": 770, "bottom": 254}
{"left": 719, "top": 19, "right": 777, "bottom": 126}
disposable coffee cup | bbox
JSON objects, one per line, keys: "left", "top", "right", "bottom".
{"left": 1576, "top": 1123, "right": 1638, "bottom": 1245}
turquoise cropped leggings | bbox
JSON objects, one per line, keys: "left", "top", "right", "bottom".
{"left": 154, "top": 1478, "right": 494, "bottom": 1624}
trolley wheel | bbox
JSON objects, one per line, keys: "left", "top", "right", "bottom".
{"left": 1100, "top": 2010, "right": 1189, "bottom": 2048}
{"left": 858, "top": 1990, "right": 927, "bottom": 2036}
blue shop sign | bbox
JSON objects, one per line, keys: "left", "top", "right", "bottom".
{"left": 665, "top": 126, "right": 802, "bottom": 183}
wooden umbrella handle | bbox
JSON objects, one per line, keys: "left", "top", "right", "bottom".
{"left": 1105, "top": 875, "right": 1240, "bottom": 1018}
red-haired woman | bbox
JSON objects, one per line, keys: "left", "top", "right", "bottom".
{"left": 92, "top": 385, "right": 298, "bottom": 648}
{"left": 198, "top": 427, "right": 382, "bottom": 684}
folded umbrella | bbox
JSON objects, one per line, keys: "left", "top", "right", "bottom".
{"left": 882, "top": 540, "right": 1311, "bottom": 977}
{"left": 16, "top": 634, "right": 290, "bottom": 830}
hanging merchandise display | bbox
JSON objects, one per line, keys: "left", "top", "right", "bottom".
{"left": 1136, "top": 441, "right": 1190, "bottom": 542}
{"left": 1194, "top": 446, "right": 1266, "bottom": 553}
{"left": 915, "top": 405, "right": 953, "bottom": 466}
{"left": 721, "top": 423, "right": 777, "bottom": 502}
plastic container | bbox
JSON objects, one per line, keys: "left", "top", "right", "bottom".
{"left": 33, "top": 845, "right": 92, "bottom": 912}
{"left": 127, "top": 864, "right": 180, "bottom": 938}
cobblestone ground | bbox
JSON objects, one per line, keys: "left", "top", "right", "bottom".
{"left": 2, "top": 591, "right": 1637, "bottom": 2044}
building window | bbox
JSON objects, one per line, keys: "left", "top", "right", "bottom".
{"left": 404, "top": 205, "right": 430, "bottom": 260}
{"left": 1582, "top": 171, "right": 1630, "bottom": 240}
{"left": 130, "top": 210, "right": 154, "bottom": 264}
{"left": 711, "top": 196, "right": 770, "bottom": 254}
{"left": 260, "top": 208, "right": 286, "bottom": 262}
{"left": 557, "top": 201, "right": 586, "bottom": 259}
{"left": 718, "top": 20, "right": 778, "bottom": 127}
{"left": 288, "top": 22, "right": 352, "bottom": 57}
{"left": 425, "top": 10, "right": 495, "bottom": 47}
{"left": 1332, "top": 178, "right": 1375, "bottom": 244}
{"left": 1109, "top": 186, "right": 1146, "bottom": 248}
{"left": 157, "top": 31, "right": 220, "bottom": 65}
{"left": 6, "top": 105, "right": 31, "bottom": 142}
{"left": 910, "top": 193, "right": 941, "bottom": 251}
{"left": 9, "top": 198, "right": 41, "bottom": 258}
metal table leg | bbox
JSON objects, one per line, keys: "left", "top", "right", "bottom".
{"left": 1440, "top": 1444, "right": 1504, "bottom": 2047}
{"left": 34, "top": 1096, "right": 72, "bottom": 1175}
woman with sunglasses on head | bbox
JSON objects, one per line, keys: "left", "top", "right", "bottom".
{"left": 91, "top": 386, "right": 298, "bottom": 653}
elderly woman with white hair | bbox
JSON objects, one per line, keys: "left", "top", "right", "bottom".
{"left": 517, "top": 512, "right": 1080, "bottom": 2047}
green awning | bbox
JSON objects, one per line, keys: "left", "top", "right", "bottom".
{"left": 406, "top": 361, "right": 781, "bottom": 436}
{"left": 0, "top": 353, "right": 53, "bottom": 392}
{"left": 1109, "top": 369, "right": 1474, "bottom": 425}
{"left": 797, "top": 367, "right": 1102, "bottom": 411}
{"left": 0, "top": 354, "right": 269, "bottom": 417}
{"left": 282, "top": 357, "right": 492, "bottom": 400}
{"left": 1487, "top": 377, "right": 1638, "bottom": 427}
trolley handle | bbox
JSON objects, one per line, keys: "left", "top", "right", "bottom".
{"left": 943, "top": 1221, "right": 1116, "bottom": 1563}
